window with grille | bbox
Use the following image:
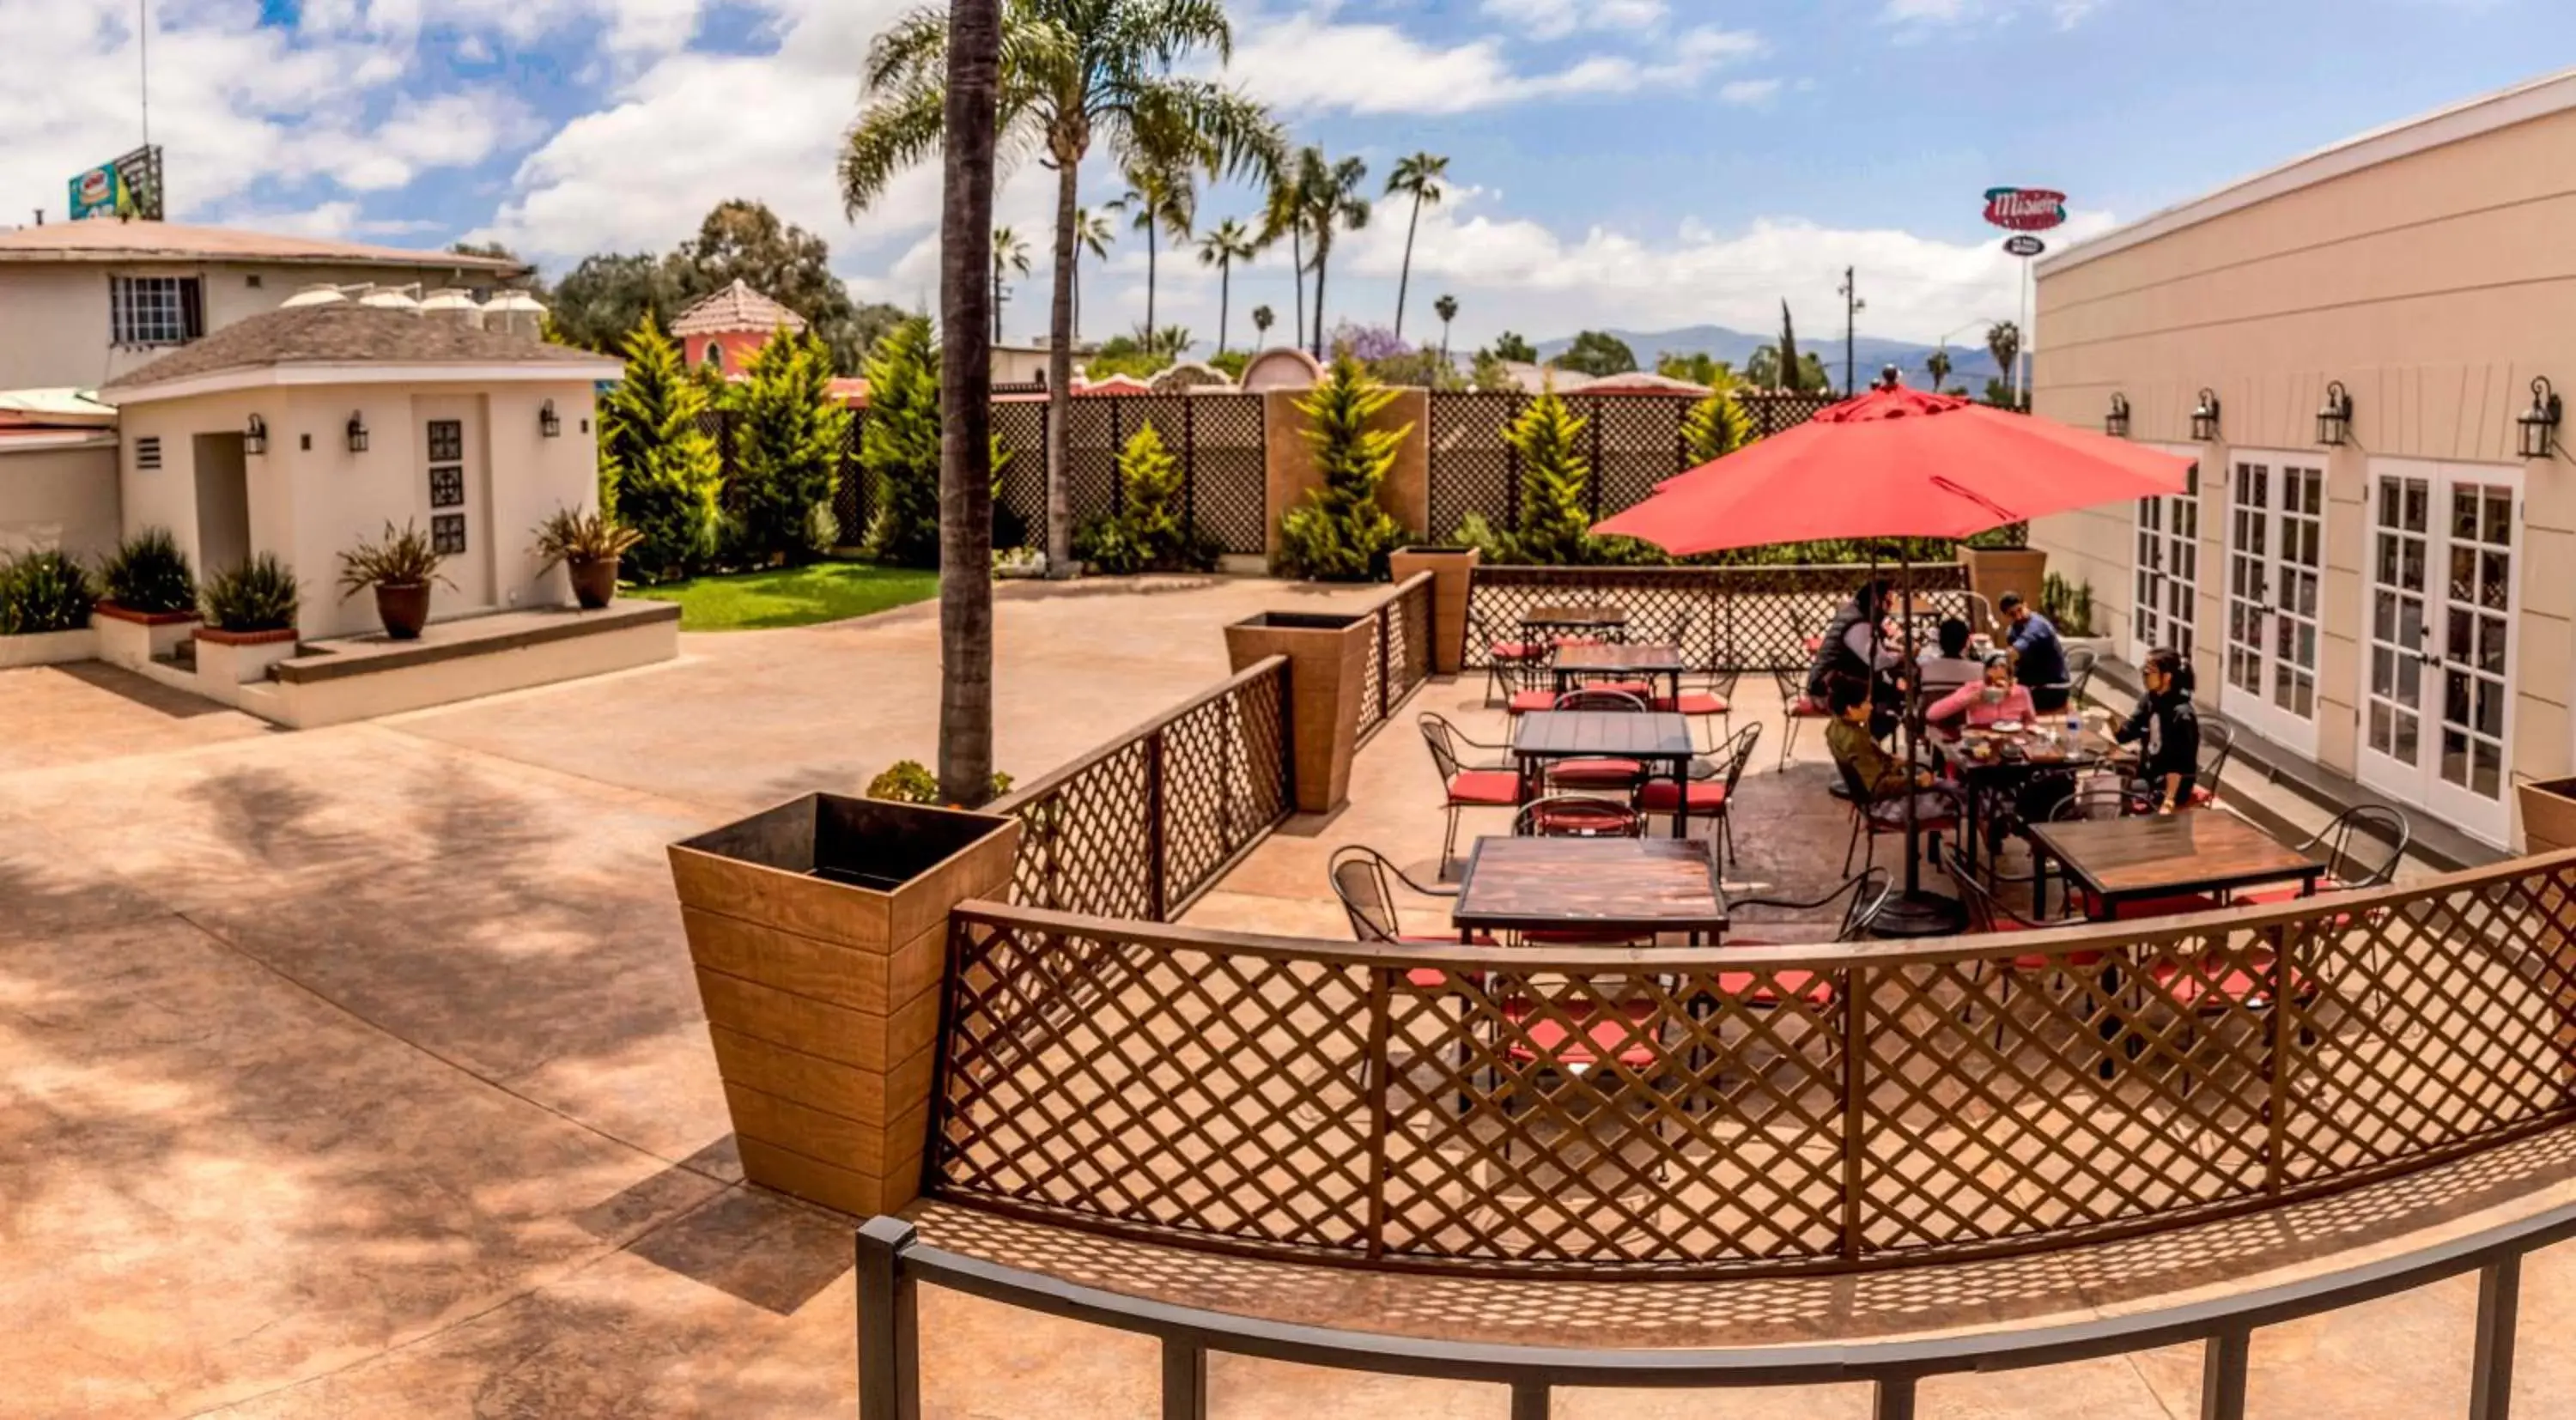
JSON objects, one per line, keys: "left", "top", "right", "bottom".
{"left": 2133, "top": 458, "right": 2201, "bottom": 663}
{"left": 109, "top": 276, "right": 204, "bottom": 347}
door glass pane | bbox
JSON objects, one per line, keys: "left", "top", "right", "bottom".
{"left": 2484, "top": 489, "right": 2512, "bottom": 545}
{"left": 2475, "top": 741, "right": 2502, "bottom": 798}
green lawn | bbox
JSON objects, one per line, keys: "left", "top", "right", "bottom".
{"left": 629, "top": 559, "right": 939, "bottom": 631}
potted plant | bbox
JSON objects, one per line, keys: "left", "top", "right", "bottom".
{"left": 94, "top": 527, "right": 199, "bottom": 668}
{"left": 196, "top": 554, "right": 303, "bottom": 683}
{"left": 533, "top": 506, "right": 643, "bottom": 610}
{"left": 0, "top": 549, "right": 100, "bottom": 668}
{"left": 336, "top": 521, "right": 453, "bottom": 640}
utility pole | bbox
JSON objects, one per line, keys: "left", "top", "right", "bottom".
{"left": 1838, "top": 266, "right": 1864, "bottom": 397}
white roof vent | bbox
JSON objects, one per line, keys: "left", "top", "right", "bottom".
{"left": 280, "top": 283, "right": 348, "bottom": 308}
{"left": 357, "top": 284, "right": 422, "bottom": 313}
{"left": 419, "top": 288, "right": 483, "bottom": 326}
{"left": 481, "top": 288, "right": 548, "bottom": 339}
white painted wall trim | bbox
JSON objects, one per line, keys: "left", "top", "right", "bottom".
{"left": 2040, "top": 64, "right": 2576, "bottom": 277}
{"left": 0, "top": 430, "right": 118, "bottom": 453}
{"left": 98, "top": 360, "right": 623, "bottom": 406}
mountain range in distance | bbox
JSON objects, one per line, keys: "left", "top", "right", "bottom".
{"left": 1531, "top": 325, "right": 2003, "bottom": 390}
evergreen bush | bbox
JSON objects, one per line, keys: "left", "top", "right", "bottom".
{"left": 725, "top": 326, "right": 850, "bottom": 566}
{"left": 1076, "top": 422, "right": 1218, "bottom": 574}
{"left": 599, "top": 316, "right": 724, "bottom": 582}
{"left": 860, "top": 317, "right": 942, "bottom": 567}
{"left": 1275, "top": 353, "right": 1407, "bottom": 581}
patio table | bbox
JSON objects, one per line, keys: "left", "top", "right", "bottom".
{"left": 2027, "top": 811, "right": 2325, "bottom": 921}
{"left": 1450, "top": 835, "right": 1728, "bottom": 940}
{"left": 1549, "top": 642, "right": 1687, "bottom": 703}
{"left": 1510, "top": 711, "right": 1696, "bottom": 836}
{"left": 1949, "top": 723, "right": 2123, "bottom": 873}
{"left": 1522, "top": 604, "right": 1629, "bottom": 643}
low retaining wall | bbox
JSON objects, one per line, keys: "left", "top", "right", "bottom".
{"left": 0, "top": 627, "right": 98, "bottom": 669}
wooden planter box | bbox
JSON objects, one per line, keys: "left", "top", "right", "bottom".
{"left": 1225, "top": 610, "right": 1371, "bottom": 814}
{"left": 1958, "top": 547, "right": 2047, "bottom": 636}
{"left": 668, "top": 793, "right": 1021, "bottom": 1217}
{"left": 93, "top": 602, "right": 199, "bottom": 669}
{"left": 1388, "top": 546, "right": 1480, "bottom": 676}
{"left": 2518, "top": 778, "right": 2576, "bottom": 854}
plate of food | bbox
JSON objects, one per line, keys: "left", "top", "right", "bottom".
{"left": 1991, "top": 719, "right": 2024, "bottom": 733}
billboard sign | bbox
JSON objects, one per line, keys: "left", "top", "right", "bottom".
{"left": 2002, "top": 234, "right": 2047, "bottom": 258}
{"left": 1983, "top": 187, "right": 2066, "bottom": 232}
{"left": 66, "top": 146, "right": 163, "bottom": 221}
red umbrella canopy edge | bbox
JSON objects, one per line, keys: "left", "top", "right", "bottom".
{"left": 1595, "top": 384, "right": 2192, "bottom": 555}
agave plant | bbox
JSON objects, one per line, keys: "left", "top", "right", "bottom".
{"left": 532, "top": 506, "right": 645, "bottom": 570}
{"left": 201, "top": 554, "right": 301, "bottom": 633}
{"left": 100, "top": 527, "right": 196, "bottom": 614}
{"left": 0, "top": 549, "right": 96, "bottom": 634}
{"left": 335, "top": 521, "right": 456, "bottom": 598}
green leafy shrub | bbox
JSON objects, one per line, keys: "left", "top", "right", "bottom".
{"left": 202, "top": 554, "right": 301, "bottom": 633}
{"left": 100, "top": 527, "right": 196, "bottom": 614}
{"left": 600, "top": 316, "right": 724, "bottom": 582}
{"left": 860, "top": 317, "right": 941, "bottom": 567}
{"left": 866, "top": 759, "right": 1013, "bottom": 804}
{"left": 1075, "top": 422, "right": 1218, "bottom": 575}
{"left": 1682, "top": 386, "right": 1757, "bottom": 464}
{"left": 1275, "top": 354, "right": 1407, "bottom": 581}
{"left": 0, "top": 549, "right": 96, "bottom": 634}
{"left": 725, "top": 326, "right": 851, "bottom": 567}
{"left": 2041, "top": 573, "right": 2097, "bottom": 636}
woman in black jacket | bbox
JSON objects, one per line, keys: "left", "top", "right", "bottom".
{"left": 2116, "top": 646, "right": 2202, "bottom": 812}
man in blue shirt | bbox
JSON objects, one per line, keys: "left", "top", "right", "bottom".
{"left": 1999, "top": 592, "right": 2069, "bottom": 713}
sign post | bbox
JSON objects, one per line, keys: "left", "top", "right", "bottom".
{"left": 1983, "top": 187, "right": 2066, "bottom": 409}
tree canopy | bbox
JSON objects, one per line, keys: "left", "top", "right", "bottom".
{"left": 1551, "top": 330, "right": 1638, "bottom": 379}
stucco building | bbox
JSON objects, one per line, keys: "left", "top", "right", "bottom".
{"left": 2027, "top": 65, "right": 2576, "bottom": 849}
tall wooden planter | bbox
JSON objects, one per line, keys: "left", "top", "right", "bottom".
{"left": 2518, "top": 779, "right": 2576, "bottom": 853}
{"left": 1225, "top": 611, "right": 1371, "bottom": 813}
{"left": 668, "top": 793, "right": 1022, "bottom": 1217}
{"left": 1388, "top": 547, "right": 1479, "bottom": 676}
{"left": 1959, "top": 547, "right": 2048, "bottom": 635}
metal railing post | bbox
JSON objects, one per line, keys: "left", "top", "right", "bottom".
{"left": 856, "top": 1217, "right": 920, "bottom": 1420}
{"left": 2470, "top": 1254, "right": 2522, "bottom": 1420}
{"left": 1145, "top": 727, "right": 1169, "bottom": 922}
{"left": 1873, "top": 1375, "right": 1918, "bottom": 1420}
{"left": 1510, "top": 1381, "right": 1550, "bottom": 1420}
{"left": 2198, "top": 1329, "right": 2250, "bottom": 1420}
{"left": 1842, "top": 964, "right": 1868, "bottom": 1261}
{"left": 1378, "top": 605, "right": 1394, "bottom": 723}
{"left": 1163, "top": 1338, "right": 1209, "bottom": 1420}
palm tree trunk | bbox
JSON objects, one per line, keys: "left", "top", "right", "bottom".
{"left": 1440, "top": 317, "right": 1450, "bottom": 368}
{"left": 1045, "top": 161, "right": 1079, "bottom": 578}
{"left": 1144, "top": 225, "right": 1157, "bottom": 343}
{"left": 937, "top": 0, "right": 1001, "bottom": 804}
{"left": 1291, "top": 227, "right": 1305, "bottom": 350}
{"left": 1310, "top": 241, "right": 1329, "bottom": 361}
{"left": 1394, "top": 193, "right": 1421, "bottom": 340}
{"left": 992, "top": 263, "right": 1002, "bottom": 344}
{"left": 1072, "top": 257, "right": 1081, "bottom": 343}
{"left": 1217, "top": 262, "right": 1230, "bottom": 356}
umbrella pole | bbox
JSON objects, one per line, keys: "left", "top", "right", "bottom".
{"left": 1871, "top": 546, "right": 1968, "bottom": 938}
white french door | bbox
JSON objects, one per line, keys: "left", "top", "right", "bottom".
{"left": 2130, "top": 449, "right": 2201, "bottom": 667}
{"left": 2221, "top": 453, "right": 2326, "bottom": 758}
{"left": 2356, "top": 460, "right": 2519, "bottom": 846}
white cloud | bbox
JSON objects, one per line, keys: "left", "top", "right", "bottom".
{"left": 1717, "top": 78, "right": 1785, "bottom": 106}
{"left": 1882, "top": 0, "right": 2110, "bottom": 27}
{"left": 1230, "top": 13, "right": 1759, "bottom": 116}
{"left": 1480, "top": 0, "right": 1669, "bottom": 40}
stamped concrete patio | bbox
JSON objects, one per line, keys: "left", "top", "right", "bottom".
{"left": 2, "top": 573, "right": 2571, "bottom": 1418}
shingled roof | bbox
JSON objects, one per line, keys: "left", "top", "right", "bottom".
{"left": 0, "top": 219, "right": 526, "bottom": 275}
{"left": 670, "top": 279, "right": 809, "bottom": 337}
{"left": 100, "top": 304, "right": 615, "bottom": 394}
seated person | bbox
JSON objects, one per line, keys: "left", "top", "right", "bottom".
{"left": 1999, "top": 591, "right": 2069, "bottom": 713}
{"left": 1807, "top": 579, "right": 1906, "bottom": 737}
{"left": 1915, "top": 617, "right": 1984, "bottom": 703}
{"left": 1825, "top": 680, "right": 1953, "bottom": 828}
{"left": 1926, "top": 652, "right": 2038, "bottom": 737}
{"left": 2116, "top": 646, "right": 2202, "bottom": 813}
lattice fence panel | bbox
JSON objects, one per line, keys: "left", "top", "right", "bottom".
{"left": 1583, "top": 396, "right": 1696, "bottom": 523}
{"left": 1157, "top": 668, "right": 1292, "bottom": 908}
{"left": 1185, "top": 394, "right": 1267, "bottom": 555}
{"left": 1428, "top": 392, "right": 1525, "bottom": 541}
{"left": 1461, "top": 564, "right": 1972, "bottom": 674}
{"left": 993, "top": 400, "right": 1050, "bottom": 549}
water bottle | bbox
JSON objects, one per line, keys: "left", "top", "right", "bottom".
{"left": 2066, "top": 706, "right": 2085, "bottom": 745}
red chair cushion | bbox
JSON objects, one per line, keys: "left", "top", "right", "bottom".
{"left": 1446, "top": 770, "right": 1524, "bottom": 806}
{"left": 1523, "top": 804, "right": 1636, "bottom": 836}
{"left": 2081, "top": 889, "right": 2222, "bottom": 920}
{"left": 1666, "top": 692, "right": 1731, "bottom": 716}
{"left": 1395, "top": 935, "right": 1498, "bottom": 992}
{"left": 1502, "top": 997, "right": 1662, "bottom": 1067}
{"left": 1506, "top": 689, "right": 1559, "bottom": 714}
{"left": 2236, "top": 880, "right": 2350, "bottom": 906}
{"left": 1550, "top": 757, "right": 1643, "bottom": 785}
{"left": 1636, "top": 780, "right": 1729, "bottom": 812}
{"left": 2150, "top": 949, "right": 2311, "bottom": 1009}
{"left": 1491, "top": 640, "right": 1546, "bottom": 661}
{"left": 1712, "top": 968, "right": 1836, "bottom": 1007}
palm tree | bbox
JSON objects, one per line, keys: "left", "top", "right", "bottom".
{"left": 1384, "top": 151, "right": 1449, "bottom": 340}
{"left": 1295, "top": 147, "right": 1370, "bottom": 359}
{"left": 1258, "top": 163, "right": 1309, "bottom": 351}
{"left": 1070, "top": 205, "right": 1114, "bottom": 341}
{"left": 1251, "top": 304, "right": 1274, "bottom": 348}
{"left": 1195, "top": 218, "right": 1256, "bottom": 355}
{"left": 1923, "top": 346, "right": 1953, "bottom": 394}
{"left": 990, "top": 225, "right": 1031, "bottom": 343}
{"left": 934, "top": 0, "right": 1000, "bottom": 804}
{"left": 1432, "top": 293, "right": 1459, "bottom": 367}
{"left": 1114, "top": 160, "right": 1196, "bottom": 347}
{"left": 1986, "top": 320, "right": 2022, "bottom": 404}
{"left": 842, "top": 0, "right": 1282, "bottom": 578}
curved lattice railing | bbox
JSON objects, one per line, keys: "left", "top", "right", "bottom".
{"left": 1462, "top": 562, "right": 1976, "bottom": 674}
{"left": 929, "top": 853, "right": 2576, "bottom": 1277}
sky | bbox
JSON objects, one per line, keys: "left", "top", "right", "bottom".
{"left": 0, "top": 0, "right": 2556, "bottom": 355}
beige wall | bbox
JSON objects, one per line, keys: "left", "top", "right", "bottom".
{"left": 1261, "top": 387, "right": 1429, "bottom": 563}
{"left": 2030, "top": 99, "right": 2576, "bottom": 846}
{"left": 114, "top": 379, "right": 602, "bottom": 639}
{"left": 0, "top": 440, "right": 119, "bottom": 558}
{"left": 0, "top": 259, "right": 504, "bottom": 392}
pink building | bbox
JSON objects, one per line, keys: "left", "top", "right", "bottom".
{"left": 669, "top": 279, "right": 807, "bottom": 374}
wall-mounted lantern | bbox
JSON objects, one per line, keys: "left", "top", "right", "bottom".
{"left": 2190, "top": 388, "right": 2222, "bottom": 442}
{"left": 346, "top": 412, "right": 369, "bottom": 453}
{"left": 2315, "top": 380, "right": 2352, "bottom": 447}
{"left": 2520, "top": 377, "right": 2561, "bottom": 461}
{"left": 539, "top": 398, "right": 562, "bottom": 438}
{"left": 2104, "top": 391, "right": 2130, "bottom": 440}
{"left": 244, "top": 415, "right": 268, "bottom": 456}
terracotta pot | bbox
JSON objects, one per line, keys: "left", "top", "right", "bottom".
{"left": 1224, "top": 610, "right": 1373, "bottom": 814}
{"left": 1388, "top": 546, "right": 1480, "bottom": 676}
{"left": 374, "top": 581, "right": 432, "bottom": 640}
{"left": 568, "top": 557, "right": 619, "bottom": 610}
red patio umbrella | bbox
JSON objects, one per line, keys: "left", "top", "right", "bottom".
{"left": 1595, "top": 377, "right": 2192, "bottom": 935}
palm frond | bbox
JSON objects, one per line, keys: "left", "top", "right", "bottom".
{"left": 1102, "top": 0, "right": 1235, "bottom": 68}
{"left": 863, "top": 5, "right": 951, "bottom": 94}
{"left": 841, "top": 80, "right": 948, "bottom": 215}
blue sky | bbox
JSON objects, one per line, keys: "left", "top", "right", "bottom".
{"left": 0, "top": 0, "right": 2554, "bottom": 351}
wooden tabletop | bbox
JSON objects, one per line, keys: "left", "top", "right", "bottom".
{"left": 1552, "top": 642, "right": 1686, "bottom": 675}
{"left": 1522, "top": 604, "right": 1629, "bottom": 628}
{"left": 1510, "top": 711, "right": 1695, "bottom": 762}
{"left": 1953, "top": 726, "right": 2125, "bottom": 775}
{"left": 2027, "top": 811, "right": 2325, "bottom": 907}
{"left": 1452, "top": 835, "right": 1728, "bottom": 933}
